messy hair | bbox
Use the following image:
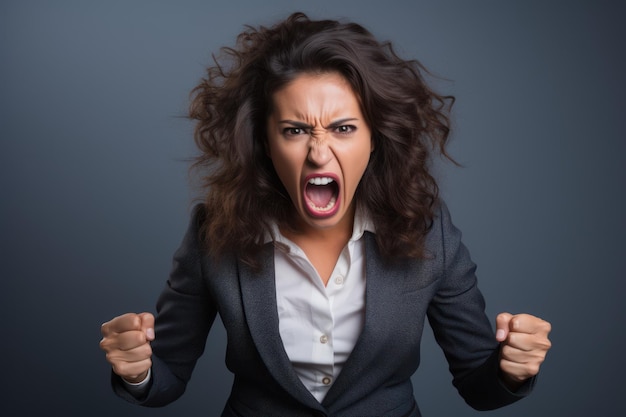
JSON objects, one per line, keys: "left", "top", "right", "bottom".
{"left": 190, "top": 12, "right": 454, "bottom": 267}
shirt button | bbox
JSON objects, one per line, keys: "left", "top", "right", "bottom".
{"left": 334, "top": 275, "right": 344, "bottom": 285}
{"left": 320, "top": 334, "right": 328, "bottom": 344}
{"left": 322, "top": 376, "right": 332, "bottom": 385}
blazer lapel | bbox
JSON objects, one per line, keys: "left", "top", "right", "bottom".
{"left": 322, "top": 232, "right": 415, "bottom": 409}
{"left": 238, "top": 244, "right": 324, "bottom": 411}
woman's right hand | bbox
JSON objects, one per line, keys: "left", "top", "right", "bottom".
{"left": 100, "top": 312, "right": 155, "bottom": 383}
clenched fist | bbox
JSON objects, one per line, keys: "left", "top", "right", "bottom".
{"left": 100, "top": 312, "right": 155, "bottom": 383}
{"left": 495, "top": 312, "right": 552, "bottom": 390}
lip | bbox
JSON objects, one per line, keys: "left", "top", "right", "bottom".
{"left": 302, "top": 172, "right": 341, "bottom": 219}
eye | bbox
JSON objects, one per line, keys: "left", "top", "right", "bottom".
{"left": 282, "top": 127, "right": 308, "bottom": 136}
{"left": 334, "top": 125, "right": 356, "bottom": 135}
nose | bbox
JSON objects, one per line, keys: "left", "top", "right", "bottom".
{"left": 307, "top": 136, "right": 333, "bottom": 167}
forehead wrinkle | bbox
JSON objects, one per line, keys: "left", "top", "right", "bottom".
{"left": 296, "top": 95, "right": 341, "bottom": 125}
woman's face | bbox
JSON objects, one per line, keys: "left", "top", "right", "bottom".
{"left": 266, "top": 72, "right": 372, "bottom": 233}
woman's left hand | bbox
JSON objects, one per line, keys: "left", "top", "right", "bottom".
{"left": 495, "top": 312, "right": 552, "bottom": 390}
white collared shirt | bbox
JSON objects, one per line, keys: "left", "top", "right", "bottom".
{"left": 271, "top": 212, "right": 374, "bottom": 402}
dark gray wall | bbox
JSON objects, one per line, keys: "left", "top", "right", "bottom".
{"left": 2, "top": 1, "right": 624, "bottom": 416}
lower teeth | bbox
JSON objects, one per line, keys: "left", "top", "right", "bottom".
{"left": 309, "top": 197, "right": 336, "bottom": 212}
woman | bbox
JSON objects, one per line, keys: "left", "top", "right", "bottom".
{"left": 100, "top": 13, "right": 551, "bottom": 416}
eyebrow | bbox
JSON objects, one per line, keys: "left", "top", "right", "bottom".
{"left": 278, "top": 118, "right": 359, "bottom": 129}
{"left": 278, "top": 120, "right": 313, "bottom": 129}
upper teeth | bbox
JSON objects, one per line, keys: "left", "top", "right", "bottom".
{"left": 308, "top": 177, "right": 334, "bottom": 186}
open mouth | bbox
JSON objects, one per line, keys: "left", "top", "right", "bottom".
{"left": 304, "top": 175, "right": 340, "bottom": 218}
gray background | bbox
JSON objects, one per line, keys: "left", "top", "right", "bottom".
{"left": 1, "top": 0, "right": 624, "bottom": 416}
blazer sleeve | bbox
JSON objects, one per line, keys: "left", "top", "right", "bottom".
{"left": 426, "top": 201, "right": 535, "bottom": 410}
{"left": 112, "top": 204, "right": 218, "bottom": 407}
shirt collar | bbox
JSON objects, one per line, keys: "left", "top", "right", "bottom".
{"left": 351, "top": 205, "right": 375, "bottom": 241}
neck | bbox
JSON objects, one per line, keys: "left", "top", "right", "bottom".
{"left": 281, "top": 205, "right": 356, "bottom": 286}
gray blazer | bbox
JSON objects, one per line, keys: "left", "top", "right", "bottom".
{"left": 112, "top": 201, "right": 532, "bottom": 416}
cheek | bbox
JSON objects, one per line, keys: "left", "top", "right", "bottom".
{"left": 344, "top": 150, "right": 371, "bottom": 196}
{"left": 268, "top": 143, "right": 289, "bottom": 175}
{"left": 354, "top": 141, "right": 373, "bottom": 175}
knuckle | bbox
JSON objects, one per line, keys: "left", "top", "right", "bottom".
{"left": 111, "top": 362, "right": 124, "bottom": 375}
{"left": 118, "top": 313, "right": 141, "bottom": 329}
{"left": 542, "top": 321, "right": 552, "bottom": 334}
{"left": 140, "top": 312, "right": 155, "bottom": 324}
{"left": 130, "top": 331, "right": 146, "bottom": 346}
{"left": 119, "top": 330, "right": 144, "bottom": 349}
{"left": 533, "top": 334, "right": 551, "bottom": 351}
{"left": 130, "top": 314, "right": 142, "bottom": 328}
{"left": 105, "top": 351, "right": 123, "bottom": 365}
{"left": 511, "top": 317, "right": 521, "bottom": 330}
{"left": 119, "top": 313, "right": 141, "bottom": 329}
{"left": 527, "top": 363, "right": 541, "bottom": 376}
{"left": 497, "top": 312, "right": 512, "bottom": 323}
{"left": 536, "top": 350, "right": 548, "bottom": 363}
{"left": 138, "top": 343, "right": 153, "bottom": 359}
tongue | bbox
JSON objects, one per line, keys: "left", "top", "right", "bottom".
{"left": 306, "top": 184, "right": 334, "bottom": 208}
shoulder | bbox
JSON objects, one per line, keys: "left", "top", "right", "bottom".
{"left": 172, "top": 203, "right": 207, "bottom": 257}
{"left": 419, "top": 198, "right": 475, "bottom": 277}
{"left": 424, "top": 199, "right": 458, "bottom": 252}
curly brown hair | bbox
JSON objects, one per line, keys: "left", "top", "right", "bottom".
{"left": 189, "top": 12, "right": 454, "bottom": 267}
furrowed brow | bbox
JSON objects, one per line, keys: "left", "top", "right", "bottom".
{"left": 325, "top": 118, "right": 359, "bottom": 129}
{"left": 278, "top": 120, "right": 313, "bottom": 129}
